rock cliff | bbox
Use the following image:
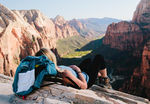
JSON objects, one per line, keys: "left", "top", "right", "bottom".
{"left": 0, "top": 4, "right": 42, "bottom": 76}
{"left": 0, "top": 4, "right": 79, "bottom": 77}
{"left": 103, "top": 0, "right": 150, "bottom": 71}
{"left": 0, "top": 3, "right": 120, "bottom": 77}
{"left": 103, "top": 0, "right": 150, "bottom": 51}
{"left": 69, "top": 19, "right": 94, "bottom": 37}
{"left": 53, "top": 15, "right": 79, "bottom": 39}
{"left": 69, "top": 19, "right": 85, "bottom": 34}
{"left": 121, "top": 40, "right": 150, "bottom": 99}
{"left": 102, "top": 0, "right": 150, "bottom": 100}
{"left": 0, "top": 74, "right": 149, "bottom": 104}
{"left": 103, "top": 21, "right": 143, "bottom": 51}
{"left": 132, "top": 0, "right": 150, "bottom": 30}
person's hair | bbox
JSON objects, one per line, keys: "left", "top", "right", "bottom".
{"left": 35, "top": 48, "right": 58, "bottom": 71}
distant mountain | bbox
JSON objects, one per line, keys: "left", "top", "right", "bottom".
{"left": 79, "top": 17, "right": 121, "bottom": 33}
{"left": 69, "top": 17, "right": 121, "bottom": 37}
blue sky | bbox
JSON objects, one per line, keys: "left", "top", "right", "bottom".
{"left": 1, "top": 0, "right": 141, "bottom": 20}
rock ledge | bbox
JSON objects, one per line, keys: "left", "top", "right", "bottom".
{"left": 0, "top": 74, "right": 149, "bottom": 104}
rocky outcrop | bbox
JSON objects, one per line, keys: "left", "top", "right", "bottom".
{"left": 102, "top": 0, "right": 150, "bottom": 70}
{"left": 0, "top": 4, "right": 79, "bottom": 77}
{"left": 0, "top": 4, "right": 42, "bottom": 76}
{"left": 101, "top": 0, "right": 150, "bottom": 100}
{"left": 69, "top": 19, "right": 85, "bottom": 33}
{"left": 140, "top": 41, "right": 150, "bottom": 90}
{"left": 17, "top": 10, "right": 56, "bottom": 38}
{"left": 135, "top": 41, "right": 150, "bottom": 99}
{"left": 0, "top": 74, "right": 149, "bottom": 104}
{"left": 103, "top": 21, "right": 143, "bottom": 51}
{"left": 103, "top": 0, "right": 150, "bottom": 51}
{"left": 17, "top": 11, "right": 79, "bottom": 39}
{"left": 132, "top": 0, "right": 150, "bottom": 30}
{"left": 53, "top": 15, "right": 79, "bottom": 39}
{"left": 122, "top": 41, "right": 150, "bottom": 100}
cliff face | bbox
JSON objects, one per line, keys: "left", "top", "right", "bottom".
{"left": 102, "top": 0, "right": 150, "bottom": 100}
{"left": 103, "top": 0, "right": 150, "bottom": 64}
{"left": 138, "top": 41, "right": 150, "bottom": 99}
{"left": 53, "top": 15, "right": 79, "bottom": 39}
{"left": 69, "top": 19, "right": 85, "bottom": 33}
{"left": 17, "top": 10, "right": 56, "bottom": 38}
{"left": 103, "top": 0, "right": 150, "bottom": 51}
{"left": 132, "top": 0, "right": 150, "bottom": 30}
{"left": 18, "top": 11, "right": 79, "bottom": 39}
{"left": 0, "top": 4, "right": 78, "bottom": 77}
{"left": 0, "top": 4, "right": 42, "bottom": 76}
{"left": 121, "top": 41, "right": 150, "bottom": 99}
{"left": 103, "top": 21, "right": 143, "bottom": 51}
{"left": 140, "top": 41, "right": 150, "bottom": 89}
{"left": 69, "top": 19, "right": 95, "bottom": 38}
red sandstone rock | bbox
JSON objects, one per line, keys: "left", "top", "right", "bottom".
{"left": 103, "top": 0, "right": 150, "bottom": 51}
{"left": 136, "top": 41, "right": 150, "bottom": 90}
{"left": 121, "top": 41, "right": 150, "bottom": 99}
{"left": 0, "top": 4, "right": 78, "bottom": 76}
{"left": 132, "top": 0, "right": 150, "bottom": 30}
{"left": 53, "top": 15, "right": 79, "bottom": 39}
{"left": 103, "top": 0, "right": 150, "bottom": 100}
{"left": 103, "top": 21, "right": 143, "bottom": 51}
{"left": 69, "top": 19, "right": 98, "bottom": 38}
{"left": 69, "top": 19, "right": 85, "bottom": 32}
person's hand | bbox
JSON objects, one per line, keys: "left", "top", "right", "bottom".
{"left": 69, "top": 65, "right": 81, "bottom": 73}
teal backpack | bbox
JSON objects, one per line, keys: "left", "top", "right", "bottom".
{"left": 12, "top": 55, "right": 57, "bottom": 96}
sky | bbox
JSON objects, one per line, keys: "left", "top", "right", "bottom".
{"left": 1, "top": 0, "right": 141, "bottom": 20}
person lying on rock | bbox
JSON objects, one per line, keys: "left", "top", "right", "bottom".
{"left": 35, "top": 48, "right": 112, "bottom": 89}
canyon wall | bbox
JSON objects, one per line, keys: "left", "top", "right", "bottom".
{"left": 0, "top": 3, "right": 119, "bottom": 77}
{"left": 132, "top": 0, "right": 150, "bottom": 30}
{"left": 103, "top": 0, "right": 150, "bottom": 53}
{"left": 0, "top": 4, "right": 79, "bottom": 76}
{"left": 102, "top": 0, "right": 150, "bottom": 99}
{"left": 121, "top": 41, "right": 150, "bottom": 99}
{"left": 103, "top": 21, "right": 143, "bottom": 51}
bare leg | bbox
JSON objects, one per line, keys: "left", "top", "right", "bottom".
{"left": 98, "top": 68, "right": 112, "bottom": 89}
{"left": 97, "top": 72, "right": 101, "bottom": 77}
{"left": 98, "top": 68, "right": 108, "bottom": 78}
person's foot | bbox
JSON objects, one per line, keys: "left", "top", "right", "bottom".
{"left": 98, "top": 77, "right": 112, "bottom": 89}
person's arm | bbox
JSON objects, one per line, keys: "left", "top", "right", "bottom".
{"left": 69, "top": 65, "right": 87, "bottom": 82}
{"left": 61, "top": 65, "right": 87, "bottom": 89}
{"left": 70, "top": 65, "right": 87, "bottom": 89}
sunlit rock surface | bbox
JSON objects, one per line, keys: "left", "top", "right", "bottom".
{"left": 0, "top": 74, "right": 149, "bottom": 104}
{"left": 0, "top": 4, "right": 79, "bottom": 77}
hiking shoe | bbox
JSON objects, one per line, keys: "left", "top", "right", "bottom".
{"left": 98, "top": 77, "right": 112, "bottom": 89}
